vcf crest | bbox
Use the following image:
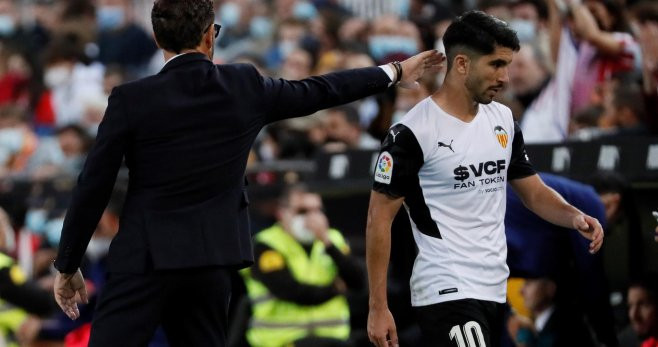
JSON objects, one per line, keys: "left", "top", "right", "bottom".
{"left": 494, "top": 126, "right": 508, "bottom": 148}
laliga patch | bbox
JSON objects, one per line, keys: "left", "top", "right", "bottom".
{"left": 374, "top": 151, "right": 393, "bottom": 184}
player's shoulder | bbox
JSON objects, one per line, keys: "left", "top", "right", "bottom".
{"left": 395, "top": 98, "right": 435, "bottom": 142}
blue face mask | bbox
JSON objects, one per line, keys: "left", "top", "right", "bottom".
{"left": 368, "top": 35, "right": 418, "bottom": 61}
{"left": 509, "top": 19, "right": 536, "bottom": 43}
{"left": 293, "top": 2, "right": 317, "bottom": 20}
{"left": 97, "top": 6, "right": 124, "bottom": 31}
{"left": 219, "top": 2, "right": 240, "bottom": 29}
{"left": 25, "top": 209, "right": 47, "bottom": 234}
{"left": 0, "top": 15, "right": 15, "bottom": 36}
{"left": 44, "top": 217, "right": 64, "bottom": 246}
{"left": 250, "top": 16, "right": 272, "bottom": 39}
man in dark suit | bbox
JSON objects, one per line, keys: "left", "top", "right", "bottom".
{"left": 51, "top": 0, "right": 443, "bottom": 345}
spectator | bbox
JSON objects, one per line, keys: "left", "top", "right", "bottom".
{"left": 564, "top": 0, "right": 641, "bottom": 114}
{"left": 96, "top": 0, "right": 157, "bottom": 77}
{"left": 42, "top": 34, "right": 104, "bottom": 128}
{"left": 0, "top": 104, "right": 38, "bottom": 177}
{"left": 505, "top": 173, "right": 618, "bottom": 346}
{"left": 509, "top": 277, "right": 596, "bottom": 347}
{"left": 240, "top": 185, "right": 364, "bottom": 347}
{"left": 599, "top": 82, "right": 649, "bottom": 138}
{"left": 324, "top": 104, "right": 379, "bottom": 151}
{"left": 619, "top": 275, "right": 658, "bottom": 347}
{"left": 26, "top": 124, "right": 91, "bottom": 180}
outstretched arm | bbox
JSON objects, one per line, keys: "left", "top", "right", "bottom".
{"left": 366, "top": 190, "right": 404, "bottom": 347}
{"left": 509, "top": 174, "right": 604, "bottom": 254}
{"left": 261, "top": 50, "right": 444, "bottom": 123}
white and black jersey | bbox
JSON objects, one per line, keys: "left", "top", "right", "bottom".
{"left": 373, "top": 97, "right": 535, "bottom": 307}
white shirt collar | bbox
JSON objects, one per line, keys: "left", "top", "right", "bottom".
{"left": 534, "top": 305, "right": 555, "bottom": 333}
{"left": 163, "top": 52, "right": 192, "bottom": 67}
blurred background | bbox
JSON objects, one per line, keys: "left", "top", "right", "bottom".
{"left": 0, "top": 0, "right": 656, "bottom": 346}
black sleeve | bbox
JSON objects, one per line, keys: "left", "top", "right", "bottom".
{"left": 508, "top": 122, "right": 536, "bottom": 180}
{"left": 0, "top": 267, "right": 55, "bottom": 316}
{"left": 372, "top": 123, "right": 424, "bottom": 198}
{"left": 325, "top": 245, "right": 365, "bottom": 291}
{"left": 251, "top": 243, "right": 339, "bottom": 306}
{"left": 54, "top": 88, "right": 129, "bottom": 273}
{"left": 260, "top": 66, "right": 391, "bottom": 123}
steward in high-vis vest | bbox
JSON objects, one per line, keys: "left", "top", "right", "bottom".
{"left": 241, "top": 188, "right": 364, "bottom": 347}
{"left": 0, "top": 208, "right": 55, "bottom": 346}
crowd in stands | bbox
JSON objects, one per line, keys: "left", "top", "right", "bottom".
{"left": 0, "top": 0, "right": 655, "bottom": 346}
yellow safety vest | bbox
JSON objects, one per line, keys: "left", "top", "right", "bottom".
{"left": 241, "top": 224, "right": 351, "bottom": 347}
{"left": 0, "top": 253, "right": 28, "bottom": 347}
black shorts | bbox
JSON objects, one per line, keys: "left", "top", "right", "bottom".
{"left": 413, "top": 299, "right": 506, "bottom": 347}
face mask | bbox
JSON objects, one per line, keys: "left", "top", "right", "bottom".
{"left": 278, "top": 40, "right": 297, "bottom": 60}
{"left": 44, "top": 66, "right": 71, "bottom": 88}
{"left": 509, "top": 19, "right": 536, "bottom": 43}
{"left": 25, "top": 209, "right": 47, "bottom": 234}
{"left": 0, "top": 128, "right": 24, "bottom": 152}
{"left": 289, "top": 215, "right": 315, "bottom": 244}
{"left": 86, "top": 237, "right": 112, "bottom": 262}
{"left": 250, "top": 16, "right": 272, "bottom": 39}
{"left": 97, "top": 6, "right": 124, "bottom": 31}
{"left": 0, "top": 15, "right": 15, "bottom": 36}
{"left": 293, "top": 2, "right": 317, "bottom": 20}
{"left": 44, "top": 217, "right": 64, "bottom": 246}
{"left": 219, "top": 2, "right": 240, "bottom": 29}
{"left": 368, "top": 35, "right": 418, "bottom": 61}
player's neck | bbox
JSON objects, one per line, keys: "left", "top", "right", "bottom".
{"left": 433, "top": 79, "right": 479, "bottom": 123}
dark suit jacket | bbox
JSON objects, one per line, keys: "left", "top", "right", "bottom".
{"left": 54, "top": 53, "right": 391, "bottom": 274}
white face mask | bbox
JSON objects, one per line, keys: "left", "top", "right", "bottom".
{"left": 289, "top": 215, "right": 315, "bottom": 244}
{"left": 0, "top": 128, "right": 24, "bottom": 152}
{"left": 509, "top": 19, "right": 537, "bottom": 43}
{"left": 86, "top": 237, "right": 112, "bottom": 262}
{"left": 44, "top": 66, "right": 71, "bottom": 88}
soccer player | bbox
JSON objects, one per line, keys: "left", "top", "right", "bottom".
{"left": 365, "top": 11, "right": 604, "bottom": 347}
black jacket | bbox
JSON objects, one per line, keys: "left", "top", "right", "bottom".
{"left": 54, "top": 53, "right": 391, "bottom": 274}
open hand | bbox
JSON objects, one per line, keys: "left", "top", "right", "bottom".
{"left": 398, "top": 50, "right": 445, "bottom": 89}
{"left": 54, "top": 269, "right": 88, "bottom": 320}
{"left": 572, "top": 214, "right": 604, "bottom": 254}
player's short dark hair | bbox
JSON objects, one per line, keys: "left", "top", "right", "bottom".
{"left": 151, "top": 0, "right": 214, "bottom": 54}
{"left": 443, "top": 10, "right": 520, "bottom": 69}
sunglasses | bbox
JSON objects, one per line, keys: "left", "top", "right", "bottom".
{"left": 204, "top": 23, "right": 221, "bottom": 38}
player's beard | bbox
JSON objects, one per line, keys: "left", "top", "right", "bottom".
{"left": 466, "top": 74, "right": 496, "bottom": 105}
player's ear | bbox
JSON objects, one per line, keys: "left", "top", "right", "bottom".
{"left": 454, "top": 54, "right": 470, "bottom": 75}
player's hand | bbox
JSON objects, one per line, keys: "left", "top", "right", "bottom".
{"left": 54, "top": 269, "right": 88, "bottom": 320}
{"left": 398, "top": 50, "right": 445, "bottom": 89}
{"left": 572, "top": 214, "right": 603, "bottom": 254}
{"left": 368, "top": 307, "right": 398, "bottom": 347}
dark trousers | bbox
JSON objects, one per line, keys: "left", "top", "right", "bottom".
{"left": 89, "top": 266, "right": 232, "bottom": 347}
{"left": 414, "top": 299, "right": 505, "bottom": 347}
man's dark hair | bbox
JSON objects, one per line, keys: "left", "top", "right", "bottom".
{"left": 330, "top": 105, "right": 360, "bottom": 127}
{"left": 442, "top": 11, "right": 520, "bottom": 69}
{"left": 629, "top": 274, "right": 658, "bottom": 305}
{"left": 613, "top": 83, "right": 646, "bottom": 122}
{"left": 151, "top": 0, "right": 214, "bottom": 53}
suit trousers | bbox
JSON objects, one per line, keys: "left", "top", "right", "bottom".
{"left": 89, "top": 266, "right": 232, "bottom": 347}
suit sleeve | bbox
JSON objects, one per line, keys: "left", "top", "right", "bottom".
{"left": 372, "top": 124, "right": 424, "bottom": 198}
{"left": 54, "top": 88, "right": 130, "bottom": 273}
{"left": 258, "top": 66, "right": 391, "bottom": 123}
{"left": 508, "top": 121, "right": 536, "bottom": 180}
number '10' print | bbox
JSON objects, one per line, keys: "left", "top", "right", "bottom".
{"left": 449, "top": 321, "right": 486, "bottom": 347}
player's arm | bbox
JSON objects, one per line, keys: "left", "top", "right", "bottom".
{"left": 509, "top": 175, "right": 603, "bottom": 254}
{"left": 366, "top": 191, "right": 404, "bottom": 347}
{"left": 367, "top": 123, "right": 422, "bottom": 347}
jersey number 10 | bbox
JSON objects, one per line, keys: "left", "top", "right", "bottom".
{"left": 449, "top": 321, "right": 486, "bottom": 347}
